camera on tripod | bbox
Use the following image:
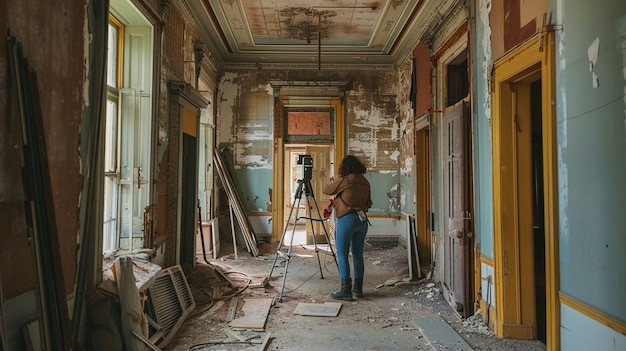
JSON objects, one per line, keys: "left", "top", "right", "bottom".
{"left": 297, "top": 154, "right": 313, "bottom": 182}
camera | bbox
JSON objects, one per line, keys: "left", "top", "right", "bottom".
{"left": 297, "top": 154, "right": 313, "bottom": 182}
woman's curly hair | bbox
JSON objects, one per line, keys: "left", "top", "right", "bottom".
{"left": 339, "top": 155, "right": 367, "bottom": 176}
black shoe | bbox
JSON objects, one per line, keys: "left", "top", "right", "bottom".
{"left": 330, "top": 279, "right": 353, "bottom": 301}
{"left": 353, "top": 278, "right": 363, "bottom": 298}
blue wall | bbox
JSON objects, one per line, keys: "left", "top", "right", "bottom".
{"left": 556, "top": 0, "right": 626, "bottom": 321}
{"left": 474, "top": 0, "right": 495, "bottom": 259}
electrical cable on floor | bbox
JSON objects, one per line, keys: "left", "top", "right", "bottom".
{"left": 187, "top": 291, "right": 215, "bottom": 319}
{"left": 216, "top": 271, "right": 252, "bottom": 299}
{"left": 208, "top": 263, "right": 253, "bottom": 296}
{"left": 187, "top": 340, "right": 258, "bottom": 350}
{"left": 281, "top": 259, "right": 336, "bottom": 295}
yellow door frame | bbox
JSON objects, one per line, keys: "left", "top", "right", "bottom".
{"left": 491, "top": 31, "right": 559, "bottom": 350}
{"left": 272, "top": 97, "right": 345, "bottom": 242}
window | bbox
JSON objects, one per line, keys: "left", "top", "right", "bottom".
{"left": 104, "top": 3, "right": 154, "bottom": 253}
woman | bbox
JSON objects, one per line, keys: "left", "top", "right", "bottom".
{"left": 323, "top": 155, "right": 372, "bottom": 301}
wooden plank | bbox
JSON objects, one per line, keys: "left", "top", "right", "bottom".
{"left": 292, "top": 302, "right": 342, "bottom": 317}
{"left": 226, "top": 296, "right": 239, "bottom": 322}
{"left": 229, "top": 298, "right": 273, "bottom": 330}
{"left": 407, "top": 215, "right": 421, "bottom": 280}
{"left": 132, "top": 331, "right": 161, "bottom": 351}
{"left": 9, "top": 36, "right": 72, "bottom": 350}
{"left": 412, "top": 316, "right": 473, "bottom": 351}
{"left": 258, "top": 332, "right": 272, "bottom": 351}
{"left": 223, "top": 327, "right": 248, "bottom": 342}
{"left": 214, "top": 148, "right": 259, "bottom": 256}
{"left": 211, "top": 217, "right": 220, "bottom": 259}
{"left": 229, "top": 202, "right": 238, "bottom": 259}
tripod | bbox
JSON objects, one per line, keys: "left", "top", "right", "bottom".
{"left": 264, "top": 178, "right": 338, "bottom": 302}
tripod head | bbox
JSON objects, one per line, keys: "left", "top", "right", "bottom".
{"left": 297, "top": 154, "right": 313, "bottom": 182}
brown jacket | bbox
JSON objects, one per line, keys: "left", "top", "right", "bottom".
{"left": 322, "top": 174, "right": 372, "bottom": 218}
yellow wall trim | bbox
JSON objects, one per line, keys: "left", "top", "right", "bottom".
{"left": 367, "top": 213, "right": 403, "bottom": 219}
{"left": 560, "top": 292, "right": 626, "bottom": 335}
{"left": 494, "top": 321, "right": 534, "bottom": 340}
{"left": 479, "top": 255, "right": 494, "bottom": 267}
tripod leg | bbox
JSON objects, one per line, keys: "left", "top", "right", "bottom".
{"left": 306, "top": 196, "right": 330, "bottom": 279}
{"left": 263, "top": 183, "right": 302, "bottom": 287}
{"left": 305, "top": 181, "right": 338, "bottom": 270}
{"left": 277, "top": 196, "right": 302, "bottom": 302}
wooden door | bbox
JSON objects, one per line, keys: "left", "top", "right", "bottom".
{"left": 443, "top": 101, "right": 472, "bottom": 317}
{"left": 415, "top": 127, "right": 431, "bottom": 264}
{"left": 305, "top": 145, "right": 332, "bottom": 244}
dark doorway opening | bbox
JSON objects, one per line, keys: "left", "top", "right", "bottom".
{"left": 530, "top": 79, "right": 546, "bottom": 344}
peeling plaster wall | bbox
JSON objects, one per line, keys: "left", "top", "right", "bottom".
{"left": 346, "top": 71, "right": 401, "bottom": 213}
{"left": 216, "top": 69, "right": 401, "bottom": 214}
{"left": 555, "top": 0, "right": 626, "bottom": 334}
{"left": 217, "top": 72, "right": 274, "bottom": 169}
{"left": 476, "top": 0, "right": 495, "bottom": 259}
{"left": 397, "top": 57, "right": 416, "bottom": 215}
{"left": 216, "top": 72, "right": 274, "bottom": 212}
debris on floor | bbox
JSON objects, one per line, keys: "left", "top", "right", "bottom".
{"left": 164, "top": 244, "right": 547, "bottom": 351}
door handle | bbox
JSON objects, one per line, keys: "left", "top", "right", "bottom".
{"left": 456, "top": 230, "right": 463, "bottom": 239}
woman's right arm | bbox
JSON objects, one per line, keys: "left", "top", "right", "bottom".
{"left": 323, "top": 177, "right": 345, "bottom": 195}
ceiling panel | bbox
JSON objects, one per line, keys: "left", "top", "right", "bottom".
{"left": 187, "top": 0, "right": 437, "bottom": 68}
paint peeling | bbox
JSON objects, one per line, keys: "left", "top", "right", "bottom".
{"left": 400, "top": 155, "right": 413, "bottom": 175}
{"left": 349, "top": 102, "right": 398, "bottom": 171}
{"left": 387, "top": 183, "right": 401, "bottom": 211}
{"left": 217, "top": 72, "right": 238, "bottom": 145}
{"left": 390, "top": 118, "right": 400, "bottom": 141}
{"left": 389, "top": 149, "right": 400, "bottom": 161}
{"left": 480, "top": 0, "right": 492, "bottom": 120}
{"left": 587, "top": 37, "right": 600, "bottom": 88}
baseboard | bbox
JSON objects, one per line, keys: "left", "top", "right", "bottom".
{"left": 364, "top": 235, "right": 402, "bottom": 249}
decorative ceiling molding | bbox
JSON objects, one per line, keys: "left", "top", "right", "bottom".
{"left": 177, "top": 0, "right": 225, "bottom": 71}
{"left": 429, "top": 1, "right": 467, "bottom": 54}
{"left": 176, "top": 0, "right": 467, "bottom": 71}
{"left": 182, "top": 0, "right": 439, "bottom": 68}
{"left": 390, "top": 0, "right": 461, "bottom": 65}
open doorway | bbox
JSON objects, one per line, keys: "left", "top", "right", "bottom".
{"left": 271, "top": 95, "right": 346, "bottom": 244}
{"left": 282, "top": 145, "right": 334, "bottom": 246}
{"left": 530, "top": 79, "right": 546, "bottom": 344}
{"left": 278, "top": 105, "right": 335, "bottom": 245}
{"left": 491, "top": 34, "right": 557, "bottom": 345}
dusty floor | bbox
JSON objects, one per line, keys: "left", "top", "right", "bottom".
{"left": 163, "top": 240, "right": 547, "bottom": 351}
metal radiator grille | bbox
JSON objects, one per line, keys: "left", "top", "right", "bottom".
{"left": 144, "top": 265, "right": 195, "bottom": 347}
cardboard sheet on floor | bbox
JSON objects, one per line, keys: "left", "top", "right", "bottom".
{"left": 412, "top": 316, "right": 473, "bottom": 350}
{"left": 292, "top": 302, "right": 342, "bottom": 317}
{"left": 229, "top": 298, "right": 273, "bottom": 331}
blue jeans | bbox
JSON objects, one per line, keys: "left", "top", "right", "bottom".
{"left": 335, "top": 212, "right": 368, "bottom": 280}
